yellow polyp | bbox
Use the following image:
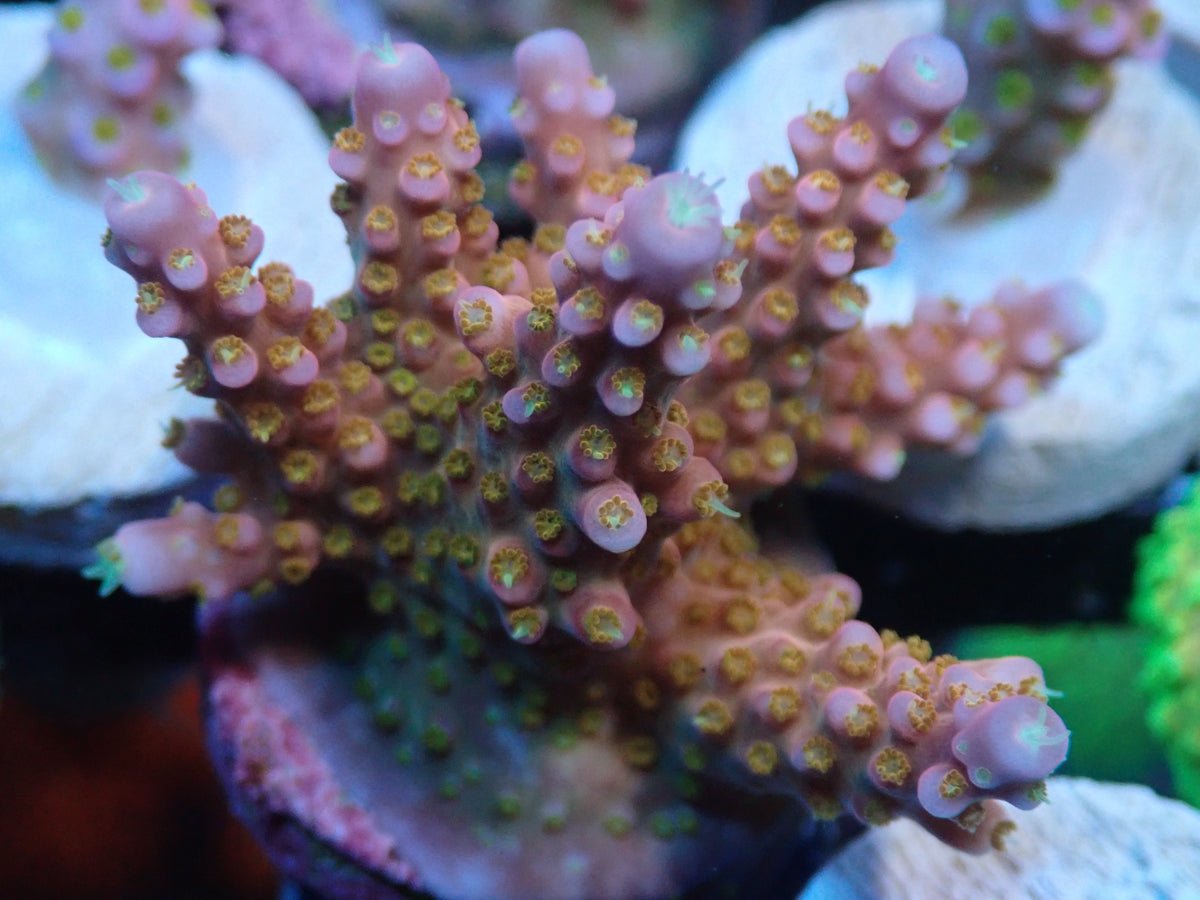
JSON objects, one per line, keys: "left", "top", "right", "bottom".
{"left": 337, "top": 362, "right": 371, "bottom": 396}
{"left": 745, "top": 741, "right": 778, "bottom": 776}
{"left": 421, "top": 528, "right": 449, "bottom": 559}
{"left": 338, "top": 417, "right": 374, "bottom": 451}
{"left": 279, "top": 556, "right": 314, "bottom": 585}
{"left": 583, "top": 606, "right": 625, "bottom": 645}
{"left": 848, "top": 121, "right": 873, "bottom": 145}
{"left": 844, "top": 703, "right": 880, "bottom": 739}
{"left": 955, "top": 802, "right": 987, "bottom": 833}
{"left": 805, "top": 109, "right": 837, "bottom": 134}
{"left": 717, "top": 328, "right": 752, "bottom": 364}
{"left": 873, "top": 747, "right": 912, "bottom": 787}
{"left": 266, "top": 337, "right": 304, "bottom": 371}
{"left": 988, "top": 682, "right": 1017, "bottom": 701}
{"left": 906, "top": 696, "right": 937, "bottom": 733}
{"left": 551, "top": 134, "right": 584, "bottom": 158}
{"left": 610, "top": 367, "right": 645, "bottom": 403}
{"left": 608, "top": 114, "right": 636, "bottom": 138}
{"left": 334, "top": 126, "right": 365, "bottom": 152}
{"left": 281, "top": 450, "right": 319, "bottom": 487}
{"left": 241, "top": 403, "right": 285, "bottom": 443}
{"left": 596, "top": 496, "right": 634, "bottom": 530}
{"left": 778, "top": 568, "right": 810, "bottom": 601}
{"left": 407, "top": 152, "right": 444, "bottom": 179}
{"left": 365, "top": 206, "right": 397, "bottom": 235}
{"left": 457, "top": 298, "right": 493, "bottom": 337}
{"left": 805, "top": 595, "right": 846, "bottom": 638}
{"left": 361, "top": 261, "right": 398, "bottom": 295}
{"left": 215, "top": 266, "right": 254, "bottom": 300}
{"left": 811, "top": 670, "right": 837, "bottom": 692}
{"left": 875, "top": 170, "right": 910, "bottom": 199}
{"left": 758, "top": 289, "right": 798, "bottom": 326}
{"left": 668, "top": 654, "right": 703, "bottom": 691}
{"left": 767, "top": 215, "right": 802, "bottom": 247}
{"left": 546, "top": 345, "right": 578, "bottom": 382}
{"left": 478, "top": 471, "right": 509, "bottom": 504}
{"left": 443, "top": 449, "right": 474, "bottom": 481}
{"left": 829, "top": 280, "right": 867, "bottom": 315}
{"left": 380, "top": 526, "right": 414, "bottom": 558}
{"left": 212, "top": 514, "right": 242, "bottom": 549}
{"left": 837, "top": 642, "right": 880, "bottom": 678}
{"left": 299, "top": 381, "right": 337, "bottom": 417}
{"left": 575, "top": 426, "right": 615, "bottom": 461}
{"left": 767, "top": 687, "right": 801, "bottom": 724}
{"left": 802, "top": 735, "right": 837, "bottom": 773}
{"left": 447, "top": 122, "right": 479, "bottom": 157}
{"left": 484, "top": 349, "right": 516, "bottom": 379}
{"left": 693, "top": 699, "right": 733, "bottom": 736}
{"left": 571, "top": 287, "right": 605, "bottom": 321}
{"left": 58, "top": 6, "right": 84, "bottom": 30}
{"left": 693, "top": 480, "right": 738, "bottom": 519}
{"left": 632, "top": 678, "right": 660, "bottom": 711}
{"left": 531, "top": 226, "right": 565, "bottom": 257}
{"left": 521, "top": 452, "right": 555, "bottom": 484}
{"left": 720, "top": 647, "right": 757, "bottom": 685}
{"left": 621, "top": 736, "right": 658, "bottom": 769}
{"left": 722, "top": 449, "right": 753, "bottom": 480}
{"left": 521, "top": 382, "right": 551, "bottom": 417}
{"left": 364, "top": 342, "right": 395, "bottom": 370}
{"left": 550, "top": 569, "right": 577, "bottom": 592}
{"left": 448, "top": 534, "right": 479, "bottom": 567}
{"left": 348, "top": 486, "right": 385, "bottom": 517}
{"left": 303, "top": 308, "right": 338, "bottom": 346}
{"left": 776, "top": 645, "right": 807, "bottom": 676}
{"left": 508, "top": 607, "right": 543, "bottom": 641}
{"left": 136, "top": 282, "right": 166, "bottom": 313}
{"left": 533, "top": 509, "right": 565, "bottom": 542}
{"left": 489, "top": 546, "right": 530, "bottom": 589}
{"left": 323, "top": 526, "right": 355, "bottom": 559}
{"left": 651, "top": 437, "right": 687, "bottom": 473}
{"left": 820, "top": 227, "right": 856, "bottom": 253}
{"left": 106, "top": 44, "right": 136, "bottom": 71}
{"left": 165, "top": 248, "right": 195, "bottom": 272}
{"left": 759, "top": 165, "right": 795, "bottom": 195}
{"left": 723, "top": 597, "right": 761, "bottom": 635}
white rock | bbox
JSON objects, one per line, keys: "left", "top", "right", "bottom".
{"left": 676, "top": 0, "right": 1200, "bottom": 529}
{"left": 0, "top": 6, "right": 353, "bottom": 510}
{"left": 799, "top": 777, "right": 1200, "bottom": 900}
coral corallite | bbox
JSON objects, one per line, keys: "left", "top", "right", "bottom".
{"left": 87, "top": 27, "right": 1083, "bottom": 900}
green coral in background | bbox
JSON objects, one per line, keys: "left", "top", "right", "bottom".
{"left": 1132, "top": 478, "right": 1200, "bottom": 807}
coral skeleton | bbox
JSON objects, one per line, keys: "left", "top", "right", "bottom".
{"left": 85, "top": 22, "right": 1096, "bottom": 900}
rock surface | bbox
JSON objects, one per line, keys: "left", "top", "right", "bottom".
{"left": 799, "top": 777, "right": 1200, "bottom": 900}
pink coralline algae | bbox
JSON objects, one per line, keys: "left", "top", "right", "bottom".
{"left": 87, "top": 27, "right": 1091, "bottom": 900}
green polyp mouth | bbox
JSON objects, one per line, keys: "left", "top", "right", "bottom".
{"left": 372, "top": 33, "right": 399, "bottom": 64}
{"left": 664, "top": 176, "right": 720, "bottom": 230}
{"left": 82, "top": 538, "right": 125, "bottom": 596}
{"left": 913, "top": 54, "right": 938, "bottom": 84}
{"left": 107, "top": 174, "right": 145, "bottom": 203}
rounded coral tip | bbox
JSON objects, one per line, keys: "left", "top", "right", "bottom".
{"left": 880, "top": 34, "right": 968, "bottom": 117}
{"left": 618, "top": 173, "right": 726, "bottom": 295}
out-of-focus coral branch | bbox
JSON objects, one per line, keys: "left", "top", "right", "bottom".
{"left": 16, "top": 0, "right": 221, "bottom": 194}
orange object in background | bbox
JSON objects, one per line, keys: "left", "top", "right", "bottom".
{"left": 0, "top": 674, "right": 278, "bottom": 900}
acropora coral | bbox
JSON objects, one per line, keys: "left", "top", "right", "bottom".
{"left": 81, "top": 16, "right": 1106, "bottom": 900}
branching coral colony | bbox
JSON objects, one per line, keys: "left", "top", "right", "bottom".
{"left": 83, "top": 21, "right": 1109, "bottom": 900}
